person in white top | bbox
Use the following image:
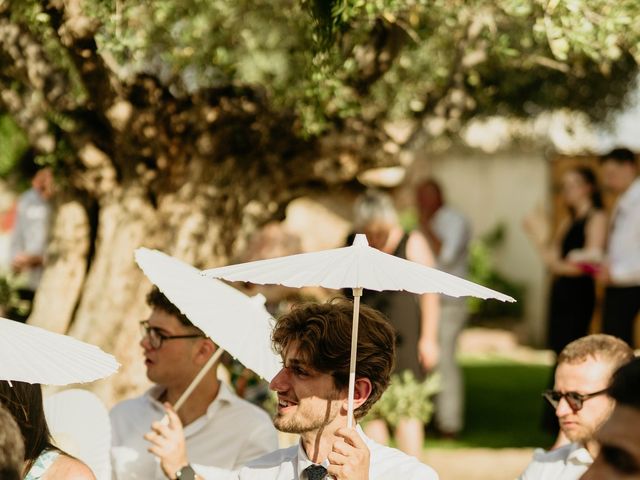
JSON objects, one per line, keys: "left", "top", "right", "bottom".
{"left": 519, "top": 334, "right": 634, "bottom": 480}
{"left": 110, "top": 287, "right": 278, "bottom": 480}
{"left": 239, "top": 300, "right": 438, "bottom": 480}
{"left": 599, "top": 147, "right": 640, "bottom": 348}
{"left": 581, "top": 357, "right": 640, "bottom": 480}
{"left": 416, "top": 178, "right": 471, "bottom": 437}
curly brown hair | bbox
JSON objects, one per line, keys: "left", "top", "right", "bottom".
{"left": 272, "top": 299, "right": 396, "bottom": 419}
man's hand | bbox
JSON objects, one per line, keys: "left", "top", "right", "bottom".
{"left": 327, "top": 427, "right": 370, "bottom": 480}
{"left": 418, "top": 336, "right": 439, "bottom": 372}
{"left": 144, "top": 403, "right": 189, "bottom": 479}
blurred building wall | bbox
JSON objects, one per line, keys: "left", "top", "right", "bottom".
{"left": 409, "top": 148, "right": 550, "bottom": 347}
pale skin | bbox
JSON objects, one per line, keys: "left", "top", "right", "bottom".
{"left": 26, "top": 454, "right": 96, "bottom": 480}
{"left": 554, "top": 357, "right": 616, "bottom": 459}
{"left": 271, "top": 343, "right": 372, "bottom": 479}
{"left": 140, "top": 308, "right": 220, "bottom": 479}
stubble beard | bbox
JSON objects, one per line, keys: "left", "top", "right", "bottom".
{"left": 273, "top": 401, "right": 341, "bottom": 434}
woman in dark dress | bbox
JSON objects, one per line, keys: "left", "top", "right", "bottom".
{"left": 545, "top": 167, "right": 606, "bottom": 354}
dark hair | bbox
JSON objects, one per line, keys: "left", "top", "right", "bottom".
{"left": 558, "top": 334, "right": 634, "bottom": 372}
{"left": 146, "top": 286, "right": 194, "bottom": 328}
{"left": 416, "top": 178, "right": 445, "bottom": 205}
{"left": 608, "top": 357, "right": 640, "bottom": 409}
{"left": 0, "top": 402, "right": 24, "bottom": 480}
{"left": 569, "top": 166, "right": 604, "bottom": 212}
{"left": 272, "top": 300, "right": 396, "bottom": 419}
{"left": 599, "top": 148, "right": 637, "bottom": 165}
{"left": 0, "top": 381, "right": 55, "bottom": 472}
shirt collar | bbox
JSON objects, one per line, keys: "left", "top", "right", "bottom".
{"left": 296, "top": 425, "right": 369, "bottom": 477}
{"left": 567, "top": 443, "right": 594, "bottom": 465}
{"left": 144, "top": 380, "right": 233, "bottom": 419}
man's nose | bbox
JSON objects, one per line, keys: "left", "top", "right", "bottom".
{"left": 140, "top": 333, "right": 152, "bottom": 350}
{"left": 556, "top": 396, "right": 574, "bottom": 416}
{"left": 269, "top": 368, "right": 289, "bottom": 392}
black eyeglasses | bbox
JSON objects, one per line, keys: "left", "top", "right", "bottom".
{"left": 543, "top": 388, "right": 609, "bottom": 412}
{"left": 139, "top": 320, "right": 206, "bottom": 349}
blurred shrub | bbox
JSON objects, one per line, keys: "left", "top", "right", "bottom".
{"left": 468, "top": 223, "right": 526, "bottom": 320}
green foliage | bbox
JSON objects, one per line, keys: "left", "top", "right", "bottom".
{"left": 0, "top": 115, "right": 28, "bottom": 177}
{"left": 6, "top": 0, "right": 640, "bottom": 136}
{"left": 364, "top": 370, "right": 440, "bottom": 427}
{"left": 468, "top": 223, "right": 525, "bottom": 319}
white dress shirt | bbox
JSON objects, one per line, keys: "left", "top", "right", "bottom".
{"left": 237, "top": 425, "right": 438, "bottom": 480}
{"left": 518, "top": 443, "right": 593, "bottom": 480}
{"left": 608, "top": 178, "right": 640, "bottom": 286}
{"left": 110, "top": 382, "right": 278, "bottom": 480}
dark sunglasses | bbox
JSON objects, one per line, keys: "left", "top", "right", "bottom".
{"left": 139, "top": 320, "right": 206, "bottom": 349}
{"left": 543, "top": 388, "right": 609, "bottom": 412}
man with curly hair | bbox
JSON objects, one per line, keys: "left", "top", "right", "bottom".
{"left": 238, "top": 300, "right": 439, "bottom": 480}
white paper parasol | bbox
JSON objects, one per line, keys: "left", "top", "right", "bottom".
{"left": 44, "top": 389, "right": 111, "bottom": 480}
{"left": 0, "top": 318, "right": 119, "bottom": 385}
{"left": 203, "top": 233, "right": 515, "bottom": 426}
{"left": 135, "top": 248, "right": 281, "bottom": 402}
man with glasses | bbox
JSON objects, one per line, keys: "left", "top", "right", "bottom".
{"left": 519, "top": 334, "right": 634, "bottom": 480}
{"left": 110, "top": 287, "right": 278, "bottom": 480}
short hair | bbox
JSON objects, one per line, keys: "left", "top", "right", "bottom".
{"left": 557, "top": 334, "right": 634, "bottom": 372}
{"left": 608, "top": 357, "right": 640, "bottom": 409}
{"left": 0, "top": 402, "right": 24, "bottom": 480}
{"left": 599, "top": 148, "right": 637, "bottom": 165}
{"left": 272, "top": 300, "right": 396, "bottom": 419}
{"left": 353, "top": 189, "right": 398, "bottom": 230}
{"left": 146, "top": 286, "right": 197, "bottom": 329}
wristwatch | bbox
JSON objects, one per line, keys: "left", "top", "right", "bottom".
{"left": 175, "top": 465, "right": 196, "bottom": 480}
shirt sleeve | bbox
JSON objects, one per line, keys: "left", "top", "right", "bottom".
{"left": 436, "top": 212, "right": 470, "bottom": 270}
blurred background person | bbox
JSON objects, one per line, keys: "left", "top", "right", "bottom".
{"left": 525, "top": 166, "right": 607, "bottom": 356}
{"left": 598, "top": 147, "right": 640, "bottom": 348}
{"left": 0, "top": 402, "right": 24, "bottom": 480}
{"left": 350, "top": 189, "right": 440, "bottom": 458}
{"left": 0, "top": 380, "right": 95, "bottom": 479}
{"left": 8, "top": 166, "right": 54, "bottom": 323}
{"left": 524, "top": 166, "right": 607, "bottom": 440}
{"left": 581, "top": 356, "right": 640, "bottom": 480}
{"left": 416, "top": 178, "right": 471, "bottom": 439}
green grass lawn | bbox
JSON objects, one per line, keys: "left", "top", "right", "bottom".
{"left": 426, "top": 357, "right": 556, "bottom": 449}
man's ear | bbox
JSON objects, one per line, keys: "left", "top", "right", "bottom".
{"left": 342, "top": 377, "right": 373, "bottom": 412}
{"left": 194, "top": 339, "right": 217, "bottom": 366}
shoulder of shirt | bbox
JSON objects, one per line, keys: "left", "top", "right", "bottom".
{"left": 367, "top": 437, "right": 439, "bottom": 479}
{"left": 530, "top": 443, "right": 578, "bottom": 462}
{"left": 242, "top": 445, "right": 298, "bottom": 468}
{"left": 109, "top": 392, "right": 148, "bottom": 418}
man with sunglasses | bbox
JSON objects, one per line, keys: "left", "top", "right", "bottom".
{"left": 519, "top": 334, "right": 634, "bottom": 480}
{"left": 110, "top": 287, "right": 278, "bottom": 480}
